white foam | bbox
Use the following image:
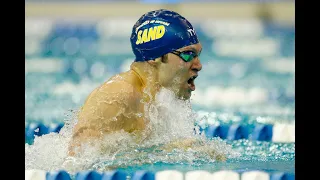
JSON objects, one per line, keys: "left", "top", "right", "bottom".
{"left": 25, "top": 88, "right": 236, "bottom": 174}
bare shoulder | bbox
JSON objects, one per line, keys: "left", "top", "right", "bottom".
{"left": 96, "top": 73, "right": 142, "bottom": 104}
{"left": 69, "top": 72, "right": 144, "bottom": 155}
{"left": 77, "top": 72, "right": 142, "bottom": 121}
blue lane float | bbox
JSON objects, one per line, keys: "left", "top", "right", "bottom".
{"left": 270, "top": 172, "right": 295, "bottom": 180}
{"left": 131, "top": 171, "right": 155, "bottom": 180}
{"left": 76, "top": 171, "right": 102, "bottom": 180}
{"left": 204, "top": 124, "right": 229, "bottom": 139}
{"left": 101, "top": 170, "right": 127, "bottom": 180}
{"left": 204, "top": 124, "right": 269, "bottom": 141}
{"left": 46, "top": 170, "right": 72, "bottom": 180}
{"left": 25, "top": 169, "right": 294, "bottom": 180}
{"left": 48, "top": 123, "right": 64, "bottom": 133}
{"left": 251, "top": 124, "right": 273, "bottom": 141}
{"left": 227, "top": 124, "right": 249, "bottom": 140}
{"left": 25, "top": 122, "right": 295, "bottom": 143}
{"left": 25, "top": 123, "right": 50, "bottom": 144}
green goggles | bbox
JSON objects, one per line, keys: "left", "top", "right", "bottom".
{"left": 171, "top": 50, "right": 200, "bottom": 62}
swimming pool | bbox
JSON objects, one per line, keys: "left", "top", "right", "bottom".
{"left": 25, "top": 17, "right": 295, "bottom": 179}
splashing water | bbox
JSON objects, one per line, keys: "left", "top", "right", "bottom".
{"left": 25, "top": 88, "right": 238, "bottom": 174}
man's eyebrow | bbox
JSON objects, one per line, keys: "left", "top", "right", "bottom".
{"left": 183, "top": 47, "right": 200, "bottom": 54}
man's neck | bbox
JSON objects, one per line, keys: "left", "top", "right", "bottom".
{"left": 130, "top": 62, "right": 160, "bottom": 101}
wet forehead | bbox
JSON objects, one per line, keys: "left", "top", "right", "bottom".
{"left": 178, "top": 43, "right": 202, "bottom": 54}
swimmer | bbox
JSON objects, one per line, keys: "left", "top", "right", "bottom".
{"left": 69, "top": 9, "right": 225, "bottom": 161}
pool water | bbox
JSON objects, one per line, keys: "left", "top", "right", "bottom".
{"left": 97, "top": 138, "right": 295, "bottom": 174}
{"left": 25, "top": 17, "right": 295, "bottom": 177}
{"left": 120, "top": 160, "right": 294, "bottom": 175}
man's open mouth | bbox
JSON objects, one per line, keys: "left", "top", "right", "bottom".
{"left": 187, "top": 75, "right": 197, "bottom": 91}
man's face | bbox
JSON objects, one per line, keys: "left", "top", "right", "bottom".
{"left": 158, "top": 43, "right": 203, "bottom": 100}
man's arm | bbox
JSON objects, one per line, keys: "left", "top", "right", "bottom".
{"left": 162, "top": 138, "right": 227, "bottom": 161}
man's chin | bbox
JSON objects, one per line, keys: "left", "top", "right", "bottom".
{"left": 177, "top": 92, "right": 191, "bottom": 101}
{"left": 164, "top": 87, "right": 191, "bottom": 100}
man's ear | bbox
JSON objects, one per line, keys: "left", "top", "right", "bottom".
{"left": 147, "top": 57, "right": 162, "bottom": 66}
{"left": 161, "top": 54, "right": 169, "bottom": 63}
{"left": 147, "top": 59, "right": 159, "bottom": 66}
{"left": 147, "top": 54, "right": 168, "bottom": 66}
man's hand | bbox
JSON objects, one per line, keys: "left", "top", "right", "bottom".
{"left": 163, "top": 138, "right": 197, "bottom": 151}
{"left": 162, "top": 138, "right": 227, "bottom": 161}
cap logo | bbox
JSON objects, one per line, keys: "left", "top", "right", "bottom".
{"left": 135, "top": 20, "right": 170, "bottom": 33}
{"left": 187, "top": 28, "right": 196, "bottom": 37}
{"left": 136, "top": 25, "right": 166, "bottom": 45}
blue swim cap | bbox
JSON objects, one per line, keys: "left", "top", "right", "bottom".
{"left": 130, "top": 9, "right": 199, "bottom": 62}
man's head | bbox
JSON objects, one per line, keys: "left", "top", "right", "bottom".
{"left": 130, "top": 9, "right": 202, "bottom": 100}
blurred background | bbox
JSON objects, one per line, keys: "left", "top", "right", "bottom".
{"left": 25, "top": 0, "right": 295, "bottom": 125}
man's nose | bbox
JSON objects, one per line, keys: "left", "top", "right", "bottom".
{"left": 191, "top": 58, "right": 202, "bottom": 72}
